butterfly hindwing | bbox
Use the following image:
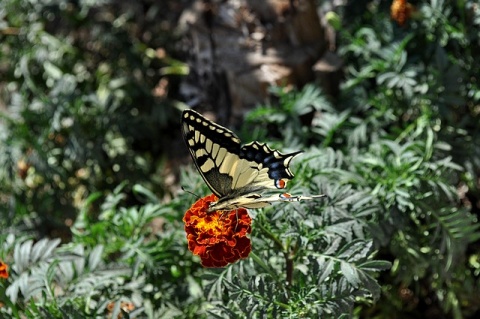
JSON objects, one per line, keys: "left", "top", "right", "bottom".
{"left": 240, "top": 141, "right": 301, "bottom": 181}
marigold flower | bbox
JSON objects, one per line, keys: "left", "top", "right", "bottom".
{"left": 0, "top": 261, "right": 8, "bottom": 279}
{"left": 391, "top": 0, "right": 414, "bottom": 26}
{"left": 183, "top": 194, "right": 252, "bottom": 267}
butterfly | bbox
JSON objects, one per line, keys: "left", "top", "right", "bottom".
{"left": 181, "top": 109, "right": 325, "bottom": 212}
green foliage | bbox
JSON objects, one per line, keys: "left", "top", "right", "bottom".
{"left": 243, "top": 84, "right": 334, "bottom": 147}
{"left": 0, "top": 184, "right": 203, "bottom": 318}
{"left": 0, "top": 0, "right": 180, "bottom": 237}
{"left": 241, "top": 1, "right": 480, "bottom": 317}
{"left": 1, "top": 0, "right": 480, "bottom": 318}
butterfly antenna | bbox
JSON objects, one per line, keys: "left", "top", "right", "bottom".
{"left": 181, "top": 186, "right": 200, "bottom": 200}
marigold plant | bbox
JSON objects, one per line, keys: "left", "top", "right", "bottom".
{"left": 183, "top": 194, "right": 252, "bottom": 267}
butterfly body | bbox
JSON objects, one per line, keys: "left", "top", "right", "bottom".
{"left": 181, "top": 109, "right": 324, "bottom": 212}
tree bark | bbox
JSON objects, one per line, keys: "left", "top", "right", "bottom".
{"left": 179, "top": 0, "right": 338, "bottom": 122}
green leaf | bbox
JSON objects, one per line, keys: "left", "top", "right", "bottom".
{"left": 88, "top": 245, "right": 104, "bottom": 270}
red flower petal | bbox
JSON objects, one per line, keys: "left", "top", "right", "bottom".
{"left": 183, "top": 194, "right": 252, "bottom": 267}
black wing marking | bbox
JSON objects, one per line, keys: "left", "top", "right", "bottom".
{"left": 240, "top": 141, "right": 301, "bottom": 181}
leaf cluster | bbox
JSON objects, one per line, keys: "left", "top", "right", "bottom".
{"left": 0, "top": 0, "right": 182, "bottom": 238}
{"left": 0, "top": 184, "right": 210, "bottom": 318}
{"left": 237, "top": 1, "right": 480, "bottom": 317}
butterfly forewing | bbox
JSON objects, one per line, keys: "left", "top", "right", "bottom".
{"left": 182, "top": 110, "right": 242, "bottom": 197}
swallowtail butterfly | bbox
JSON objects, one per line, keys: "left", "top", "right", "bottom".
{"left": 182, "top": 109, "right": 324, "bottom": 212}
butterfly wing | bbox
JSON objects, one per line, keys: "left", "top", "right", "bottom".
{"left": 182, "top": 110, "right": 242, "bottom": 197}
{"left": 181, "top": 110, "right": 301, "bottom": 200}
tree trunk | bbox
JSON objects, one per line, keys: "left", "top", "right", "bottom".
{"left": 179, "top": 0, "right": 339, "bottom": 123}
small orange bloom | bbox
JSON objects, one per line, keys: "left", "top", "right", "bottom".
{"left": 183, "top": 194, "right": 252, "bottom": 267}
{"left": 106, "top": 301, "right": 135, "bottom": 319}
{"left": 391, "top": 0, "right": 414, "bottom": 26}
{"left": 0, "top": 261, "right": 8, "bottom": 279}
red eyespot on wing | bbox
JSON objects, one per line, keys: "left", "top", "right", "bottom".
{"left": 275, "top": 179, "right": 287, "bottom": 189}
{"left": 280, "top": 193, "right": 292, "bottom": 199}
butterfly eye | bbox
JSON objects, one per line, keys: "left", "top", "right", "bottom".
{"left": 275, "top": 179, "right": 287, "bottom": 189}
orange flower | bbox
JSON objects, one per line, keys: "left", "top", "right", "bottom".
{"left": 183, "top": 194, "right": 252, "bottom": 267}
{"left": 0, "top": 261, "right": 8, "bottom": 279}
{"left": 391, "top": 0, "right": 414, "bottom": 26}
{"left": 106, "top": 301, "right": 135, "bottom": 319}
